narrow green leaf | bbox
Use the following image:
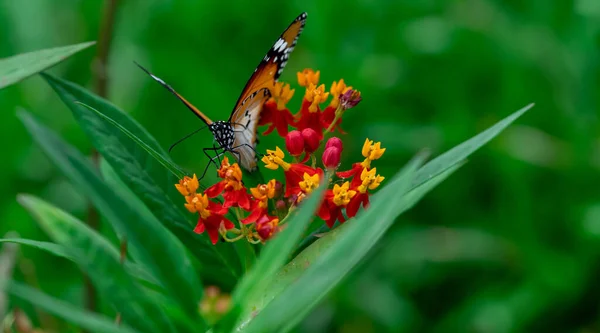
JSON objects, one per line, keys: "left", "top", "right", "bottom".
{"left": 215, "top": 184, "right": 327, "bottom": 332}
{"left": 0, "top": 42, "right": 95, "bottom": 89}
{"left": 234, "top": 182, "right": 327, "bottom": 302}
{"left": 0, "top": 238, "right": 72, "bottom": 260}
{"left": 412, "top": 103, "right": 533, "bottom": 189}
{"left": 244, "top": 159, "right": 462, "bottom": 333}
{"left": 76, "top": 101, "right": 185, "bottom": 178}
{"left": 42, "top": 74, "right": 241, "bottom": 283}
{"left": 99, "top": 156, "right": 238, "bottom": 288}
{"left": 1, "top": 280, "right": 137, "bottom": 333}
{"left": 18, "top": 194, "right": 175, "bottom": 333}
{"left": 0, "top": 238, "right": 159, "bottom": 286}
{"left": 18, "top": 111, "right": 204, "bottom": 328}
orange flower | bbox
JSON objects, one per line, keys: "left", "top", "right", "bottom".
{"left": 205, "top": 157, "right": 251, "bottom": 210}
{"left": 175, "top": 174, "right": 199, "bottom": 196}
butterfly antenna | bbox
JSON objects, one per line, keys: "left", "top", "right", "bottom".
{"left": 168, "top": 126, "right": 208, "bottom": 153}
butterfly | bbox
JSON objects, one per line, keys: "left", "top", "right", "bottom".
{"left": 136, "top": 12, "right": 307, "bottom": 178}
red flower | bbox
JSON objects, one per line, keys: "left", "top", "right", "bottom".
{"left": 242, "top": 180, "right": 277, "bottom": 225}
{"left": 205, "top": 157, "right": 251, "bottom": 210}
{"left": 188, "top": 194, "right": 234, "bottom": 244}
{"left": 258, "top": 82, "right": 296, "bottom": 137}
{"left": 345, "top": 168, "right": 384, "bottom": 218}
{"left": 255, "top": 214, "right": 280, "bottom": 241}
{"left": 317, "top": 182, "right": 356, "bottom": 227}
{"left": 284, "top": 164, "right": 324, "bottom": 198}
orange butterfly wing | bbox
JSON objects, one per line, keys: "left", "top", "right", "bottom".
{"left": 229, "top": 12, "right": 307, "bottom": 171}
{"left": 229, "top": 12, "right": 307, "bottom": 124}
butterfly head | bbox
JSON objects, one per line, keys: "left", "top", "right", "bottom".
{"left": 209, "top": 121, "right": 235, "bottom": 149}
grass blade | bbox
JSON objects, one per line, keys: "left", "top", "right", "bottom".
{"left": 1, "top": 280, "right": 137, "bottom": 333}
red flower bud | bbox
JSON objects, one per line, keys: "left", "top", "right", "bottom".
{"left": 275, "top": 199, "right": 287, "bottom": 211}
{"left": 274, "top": 180, "right": 284, "bottom": 198}
{"left": 301, "top": 128, "right": 320, "bottom": 153}
{"left": 325, "top": 137, "right": 343, "bottom": 152}
{"left": 285, "top": 130, "right": 304, "bottom": 156}
{"left": 322, "top": 147, "right": 341, "bottom": 169}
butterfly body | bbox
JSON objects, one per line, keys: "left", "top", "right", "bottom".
{"left": 137, "top": 12, "right": 307, "bottom": 177}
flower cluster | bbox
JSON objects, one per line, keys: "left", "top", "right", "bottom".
{"left": 175, "top": 69, "right": 385, "bottom": 244}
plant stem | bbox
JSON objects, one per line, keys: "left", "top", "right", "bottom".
{"left": 86, "top": 0, "right": 119, "bottom": 326}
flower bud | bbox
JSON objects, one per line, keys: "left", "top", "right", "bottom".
{"left": 325, "top": 137, "right": 343, "bottom": 152}
{"left": 339, "top": 89, "right": 362, "bottom": 110}
{"left": 273, "top": 180, "right": 284, "bottom": 198}
{"left": 301, "top": 128, "right": 320, "bottom": 153}
{"left": 275, "top": 199, "right": 287, "bottom": 211}
{"left": 285, "top": 130, "right": 305, "bottom": 156}
{"left": 322, "top": 147, "right": 341, "bottom": 169}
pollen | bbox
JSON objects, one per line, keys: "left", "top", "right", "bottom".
{"left": 261, "top": 146, "right": 291, "bottom": 171}
{"left": 299, "top": 172, "right": 320, "bottom": 194}
{"left": 175, "top": 174, "right": 199, "bottom": 196}
{"left": 270, "top": 82, "right": 295, "bottom": 110}
{"left": 304, "top": 83, "right": 330, "bottom": 113}
{"left": 332, "top": 182, "right": 357, "bottom": 206}
{"left": 297, "top": 69, "right": 320, "bottom": 87}
{"left": 357, "top": 168, "right": 385, "bottom": 193}
{"left": 185, "top": 193, "right": 211, "bottom": 218}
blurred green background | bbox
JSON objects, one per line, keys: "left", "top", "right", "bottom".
{"left": 2, "top": 0, "right": 600, "bottom": 332}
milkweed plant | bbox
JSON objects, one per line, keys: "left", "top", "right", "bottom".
{"left": 0, "top": 42, "right": 533, "bottom": 333}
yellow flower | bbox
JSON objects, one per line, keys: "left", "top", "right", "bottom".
{"left": 304, "top": 83, "right": 330, "bottom": 113}
{"left": 357, "top": 168, "right": 385, "bottom": 193}
{"left": 175, "top": 174, "right": 199, "bottom": 196}
{"left": 332, "top": 182, "right": 356, "bottom": 206}
{"left": 270, "top": 82, "right": 295, "bottom": 110}
{"left": 297, "top": 69, "right": 320, "bottom": 87}
{"left": 250, "top": 179, "right": 277, "bottom": 209}
{"left": 184, "top": 193, "right": 211, "bottom": 218}
{"left": 299, "top": 172, "right": 320, "bottom": 194}
{"left": 361, "top": 138, "right": 386, "bottom": 168}
{"left": 261, "top": 146, "right": 290, "bottom": 171}
{"left": 328, "top": 79, "right": 352, "bottom": 109}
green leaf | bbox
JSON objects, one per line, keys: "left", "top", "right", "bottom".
{"left": 241, "top": 154, "right": 424, "bottom": 333}
{"left": 42, "top": 74, "right": 241, "bottom": 284}
{"left": 99, "top": 153, "right": 238, "bottom": 288}
{"left": 1, "top": 280, "right": 137, "bottom": 333}
{"left": 0, "top": 237, "right": 159, "bottom": 286}
{"left": 221, "top": 180, "right": 327, "bottom": 331}
{"left": 411, "top": 103, "right": 534, "bottom": 189}
{"left": 18, "top": 111, "right": 205, "bottom": 328}
{"left": 76, "top": 101, "right": 185, "bottom": 178}
{"left": 0, "top": 41, "right": 95, "bottom": 89}
{"left": 239, "top": 103, "right": 532, "bottom": 332}
{"left": 17, "top": 194, "right": 176, "bottom": 333}
{"left": 0, "top": 238, "right": 72, "bottom": 260}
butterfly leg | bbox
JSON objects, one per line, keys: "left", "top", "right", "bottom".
{"left": 231, "top": 143, "right": 265, "bottom": 158}
{"left": 199, "top": 148, "right": 226, "bottom": 180}
{"left": 213, "top": 142, "right": 222, "bottom": 165}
